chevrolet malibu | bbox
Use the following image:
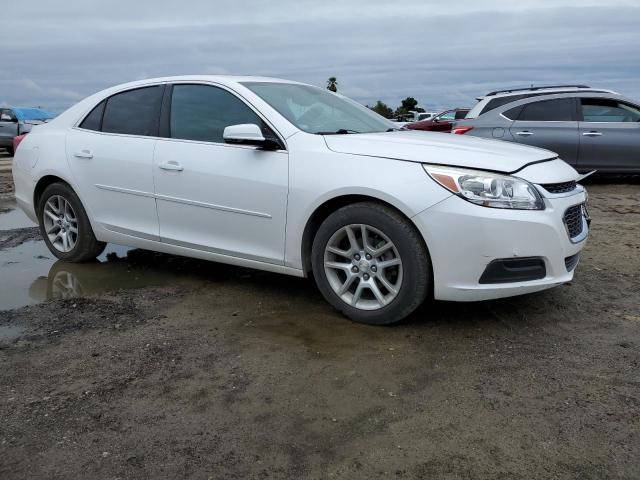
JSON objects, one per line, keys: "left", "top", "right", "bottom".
{"left": 12, "top": 76, "right": 589, "bottom": 324}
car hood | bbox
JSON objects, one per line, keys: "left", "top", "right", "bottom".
{"left": 323, "top": 130, "right": 557, "bottom": 174}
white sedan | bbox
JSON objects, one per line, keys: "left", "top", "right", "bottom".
{"left": 12, "top": 76, "right": 589, "bottom": 324}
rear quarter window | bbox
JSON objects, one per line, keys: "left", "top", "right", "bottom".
{"left": 479, "top": 95, "right": 527, "bottom": 115}
{"left": 502, "top": 105, "right": 523, "bottom": 120}
{"left": 79, "top": 101, "right": 105, "bottom": 131}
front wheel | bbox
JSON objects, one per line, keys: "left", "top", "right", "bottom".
{"left": 311, "top": 202, "right": 430, "bottom": 325}
{"left": 38, "top": 182, "right": 106, "bottom": 262}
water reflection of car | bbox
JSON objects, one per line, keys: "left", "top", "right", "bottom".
{"left": 0, "top": 107, "right": 55, "bottom": 156}
{"left": 15, "top": 75, "right": 590, "bottom": 325}
{"left": 406, "top": 109, "right": 469, "bottom": 133}
{"left": 28, "top": 249, "right": 184, "bottom": 302}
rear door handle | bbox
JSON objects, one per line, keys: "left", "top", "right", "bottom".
{"left": 73, "top": 149, "right": 93, "bottom": 159}
{"left": 582, "top": 131, "right": 602, "bottom": 137}
{"left": 159, "top": 161, "right": 184, "bottom": 172}
{"left": 515, "top": 131, "right": 533, "bottom": 136}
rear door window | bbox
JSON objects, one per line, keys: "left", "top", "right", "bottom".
{"left": 101, "top": 86, "right": 164, "bottom": 136}
{"left": 581, "top": 98, "right": 640, "bottom": 122}
{"left": 516, "top": 98, "right": 575, "bottom": 121}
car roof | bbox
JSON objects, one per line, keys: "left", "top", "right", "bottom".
{"left": 102, "top": 75, "right": 306, "bottom": 92}
{"left": 462, "top": 90, "right": 638, "bottom": 123}
{"left": 501, "top": 90, "right": 630, "bottom": 106}
{"left": 477, "top": 85, "right": 618, "bottom": 100}
{"left": 467, "top": 87, "right": 623, "bottom": 119}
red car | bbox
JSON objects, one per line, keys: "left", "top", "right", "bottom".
{"left": 406, "top": 108, "right": 469, "bottom": 133}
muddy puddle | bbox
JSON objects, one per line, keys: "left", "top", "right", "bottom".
{"left": 0, "top": 240, "right": 228, "bottom": 311}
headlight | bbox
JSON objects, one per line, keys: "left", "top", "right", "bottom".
{"left": 423, "top": 165, "right": 544, "bottom": 210}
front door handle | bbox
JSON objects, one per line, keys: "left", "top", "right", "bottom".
{"left": 582, "top": 131, "right": 602, "bottom": 137}
{"left": 159, "top": 161, "right": 184, "bottom": 172}
{"left": 73, "top": 149, "right": 93, "bottom": 159}
{"left": 515, "top": 131, "right": 533, "bottom": 136}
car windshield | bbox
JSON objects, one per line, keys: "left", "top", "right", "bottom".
{"left": 242, "top": 82, "right": 396, "bottom": 134}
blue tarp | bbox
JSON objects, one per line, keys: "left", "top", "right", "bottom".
{"left": 12, "top": 108, "right": 55, "bottom": 121}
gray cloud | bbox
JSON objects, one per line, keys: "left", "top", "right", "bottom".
{"left": 2, "top": 0, "right": 639, "bottom": 113}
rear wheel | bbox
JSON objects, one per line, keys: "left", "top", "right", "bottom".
{"left": 38, "top": 182, "right": 106, "bottom": 262}
{"left": 311, "top": 202, "right": 430, "bottom": 325}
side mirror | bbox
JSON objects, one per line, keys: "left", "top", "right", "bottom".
{"left": 223, "top": 124, "right": 277, "bottom": 149}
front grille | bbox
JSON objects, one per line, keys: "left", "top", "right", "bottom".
{"left": 563, "top": 204, "right": 584, "bottom": 239}
{"left": 565, "top": 253, "right": 580, "bottom": 272}
{"left": 542, "top": 180, "right": 577, "bottom": 194}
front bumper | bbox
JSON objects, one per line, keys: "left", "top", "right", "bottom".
{"left": 413, "top": 187, "right": 588, "bottom": 301}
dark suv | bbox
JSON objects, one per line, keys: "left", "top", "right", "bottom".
{"left": 453, "top": 86, "right": 640, "bottom": 174}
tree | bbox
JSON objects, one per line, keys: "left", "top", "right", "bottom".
{"left": 327, "top": 77, "right": 338, "bottom": 92}
{"left": 395, "top": 96, "right": 421, "bottom": 117}
{"left": 400, "top": 97, "right": 418, "bottom": 111}
{"left": 369, "top": 100, "right": 394, "bottom": 119}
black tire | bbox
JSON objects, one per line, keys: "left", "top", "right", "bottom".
{"left": 311, "top": 202, "right": 430, "bottom": 325}
{"left": 38, "top": 182, "right": 106, "bottom": 262}
{"left": 6, "top": 146, "right": 14, "bottom": 157}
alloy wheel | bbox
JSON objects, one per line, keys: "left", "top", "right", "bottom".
{"left": 43, "top": 195, "right": 79, "bottom": 253}
{"left": 323, "top": 224, "right": 403, "bottom": 310}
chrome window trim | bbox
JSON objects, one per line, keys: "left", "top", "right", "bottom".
{"left": 508, "top": 120, "right": 579, "bottom": 124}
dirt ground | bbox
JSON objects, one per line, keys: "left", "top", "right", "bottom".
{"left": 1, "top": 150, "right": 639, "bottom": 479}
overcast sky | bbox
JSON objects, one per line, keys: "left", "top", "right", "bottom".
{"left": 2, "top": 0, "right": 639, "bottom": 113}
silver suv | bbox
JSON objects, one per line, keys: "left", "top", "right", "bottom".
{"left": 454, "top": 85, "right": 640, "bottom": 174}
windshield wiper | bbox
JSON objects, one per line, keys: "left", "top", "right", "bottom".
{"left": 315, "top": 129, "right": 360, "bottom": 135}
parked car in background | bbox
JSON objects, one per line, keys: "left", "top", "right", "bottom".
{"left": 453, "top": 86, "right": 640, "bottom": 174}
{"left": 466, "top": 85, "right": 613, "bottom": 119}
{"left": 407, "top": 108, "right": 469, "bottom": 132}
{"left": 0, "top": 107, "right": 55, "bottom": 156}
{"left": 391, "top": 111, "right": 436, "bottom": 127}
{"left": 14, "top": 76, "right": 589, "bottom": 325}
{"left": 415, "top": 111, "right": 436, "bottom": 121}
